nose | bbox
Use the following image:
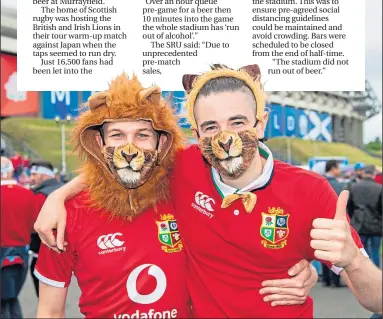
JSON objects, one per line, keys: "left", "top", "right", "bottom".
{"left": 218, "top": 136, "right": 233, "bottom": 153}
{"left": 121, "top": 151, "right": 138, "bottom": 163}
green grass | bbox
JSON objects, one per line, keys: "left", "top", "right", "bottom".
{"left": 371, "top": 150, "right": 382, "bottom": 156}
{"left": 1, "top": 117, "right": 80, "bottom": 173}
{"left": 2, "top": 118, "right": 381, "bottom": 172}
{"left": 266, "top": 138, "right": 382, "bottom": 167}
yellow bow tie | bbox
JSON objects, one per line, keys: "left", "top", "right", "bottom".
{"left": 221, "top": 192, "right": 257, "bottom": 213}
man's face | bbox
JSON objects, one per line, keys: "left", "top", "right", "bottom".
{"left": 194, "top": 90, "right": 261, "bottom": 137}
{"left": 193, "top": 90, "right": 268, "bottom": 178}
{"left": 100, "top": 120, "right": 160, "bottom": 150}
{"left": 96, "top": 120, "right": 168, "bottom": 188}
{"left": 333, "top": 165, "right": 341, "bottom": 177}
{"left": 30, "top": 173, "right": 45, "bottom": 187}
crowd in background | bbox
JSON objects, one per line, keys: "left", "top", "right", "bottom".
{"left": 1, "top": 156, "right": 63, "bottom": 318}
{"left": 1, "top": 151, "right": 66, "bottom": 189}
{"left": 312, "top": 160, "right": 382, "bottom": 287}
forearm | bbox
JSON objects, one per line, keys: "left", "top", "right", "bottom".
{"left": 52, "top": 175, "right": 86, "bottom": 200}
{"left": 342, "top": 252, "right": 382, "bottom": 313}
{"left": 36, "top": 307, "right": 65, "bottom": 318}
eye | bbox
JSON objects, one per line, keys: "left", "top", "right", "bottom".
{"left": 205, "top": 126, "right": 218, "bottom": 132}
{"left": 232, "top": 121, "right": 245, "bottom": 127}
{"left": 137, "top": 133, "right": 149, "bottom": 139}
{"left": 110, "top": 133, "right": 123, "bottom": 138}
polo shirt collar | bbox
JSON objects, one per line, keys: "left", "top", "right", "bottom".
{"left": 1, "top": 179, "right": 18, "bottom": 186}
{"left": 211, "top": 142, "right": 274, "bottom": 198}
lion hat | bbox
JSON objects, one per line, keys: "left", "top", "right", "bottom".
{"left": 182, "top": 64, "right": 266, "bottom": 130}
{"left": 72, "top": 73, "right": 185, "bottom": 220}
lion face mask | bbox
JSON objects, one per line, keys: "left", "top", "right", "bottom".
{"left": 102, "top": 142, "right": 158, "bottom": 189}
{"left": 72, "top": 73, "right": 185, "bottom": 220}
{"left": 198, "top": 129, "right": 259, "bottom": 178}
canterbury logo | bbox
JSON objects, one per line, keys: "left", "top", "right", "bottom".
{"left": 97, "top": 233, "right": 125, "bottom": 250}
{"left": 195, "top": 192, "right": 215, "bottom": 212}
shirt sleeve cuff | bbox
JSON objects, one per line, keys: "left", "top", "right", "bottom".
{"left": 33, "top": 269, "right": 67, "bottom": 288}
{"left": 330, "top": 248, "right": 370, "bottom": 275}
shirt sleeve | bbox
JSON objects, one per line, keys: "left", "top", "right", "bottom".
{"left": 307, "top": 179, "right": 366, "bottom": 275}
{"left": 34, "top": 236, "right": 74, "bottom": 288}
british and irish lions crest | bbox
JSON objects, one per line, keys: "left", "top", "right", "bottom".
{"left": 156, "top": 214, "right": 183, "bottom": 253}
{"left": 260, "top": 207, "right": 290, "bottom": 249}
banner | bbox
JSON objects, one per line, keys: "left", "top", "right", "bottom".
{"left": 1, "top": 54, "right": 39, "bottom": 117}
{"left": 284, "top": 106, "right": 297, "bottom": 137}
{"left": 269, "top": 103, "right": 283, "bottom": 138}
{"left": 162, "top": 91, "right": 190, "bottom": 129}
{"left": 41, "top": 91, "right": 79, "bottom": 120}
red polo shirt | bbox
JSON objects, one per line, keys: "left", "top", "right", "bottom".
{"left": 1, "top": 180, "right": 36, "bottom": 247}
{"left": 35, "top": 191, "right": 190, "bottom": 319}
{"left": 170, "top": 144, "right": 365, "bottom": 318}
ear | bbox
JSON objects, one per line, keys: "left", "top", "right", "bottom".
{"left": 256, "top": 112, "right": 268, "bottom": 140}
{"left": 182, "top": 74, "right": 199, "bottom": 93}
{"left": 95, "top": 132, "right": 104, "bottom": 148}
{"left": 158, "top": 133, "right": 168, "bottom": 152}
{"left": 139, "top": 86, "right": 162, "bottom": 104}
{"left": 239, "top": 64, "right": 261, "bottom": 80}
{"left": 88, "top": 91, "right": 111, "bottom": 111}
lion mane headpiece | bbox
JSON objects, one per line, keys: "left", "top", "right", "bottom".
{"left": 182, "top": 64, "right": 266, "bottom": 130}
{"left": 72, "top": 73, "right": 185, "bottom": 220}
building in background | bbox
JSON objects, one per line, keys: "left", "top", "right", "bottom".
{"left": 1, "top": 2, "right": 381, "bottom": 147}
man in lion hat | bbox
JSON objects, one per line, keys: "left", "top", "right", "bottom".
{"left": 34, "top": 74, "right": 190, "bottom": 318}
{"left": 35, "top": 67, "right": 366, "bottom": 316}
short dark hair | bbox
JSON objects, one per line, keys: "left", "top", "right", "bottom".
{"left": 195, "top": 77, "right": 256, "bottom": 110}
{"left": 325, "top": 160, "right": 339, "bottom": 173}
{"left": 29, "top": 160, "right": 54, "bottom": 171}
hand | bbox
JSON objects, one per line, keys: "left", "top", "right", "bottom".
{"left": 310, "top": 190, "right": 359, "bottom": 268}
{"left": 34, "top": 192, "right": 68, "bottom": 253}
{"left": 260, "top": 259, "right": 318, "bottom": 306}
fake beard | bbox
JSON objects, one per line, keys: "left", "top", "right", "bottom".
{"left": 102, "top": 143, "right": 158, "bottom": 189}
{"left": 198, "top": 130, "right": 259, "bottom": 179}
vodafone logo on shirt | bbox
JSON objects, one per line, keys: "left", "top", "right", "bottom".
{"left": 126, "top": 264, "right": 166, "bottom": 304}
{"left": 97, "top": 233, "right": 126, "bottom": 255}
{"left": 113, "top": 264, "right": 178, "bottom": 319}
{"left": 191, "top": 191, "right": 215, "bottom": 218}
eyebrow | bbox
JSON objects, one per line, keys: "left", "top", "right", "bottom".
{"left": 137, "top": 128, "right": 153, "bottom": 134}
{"left": 107, "top": 128, "right": 122, "bottom": 134}
{"left": 200, "top": 120, "right": 217, "bottom": 130}
{"left": 229, "top": 115, "right": 249, "bottom": 121}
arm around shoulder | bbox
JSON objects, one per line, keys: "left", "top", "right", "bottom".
{"left": 51, "top": 174, "right": 87, "bottom": 200}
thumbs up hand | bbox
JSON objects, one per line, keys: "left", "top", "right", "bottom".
{"left": 310, "top": 191, "right": 360, "bottom": 268}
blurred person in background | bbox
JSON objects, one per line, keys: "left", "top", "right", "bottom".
{"left": 374, "top": 170, "right": 382, "bottom": 185}
{"left": 29, "top": 160, "right": 64, "bottom": 297}
{"left": 23, "top": 155, "right": 30, "bottom": 176}
{"left": 1, "top": 157, "right": 36, "bottom": 318}
{"left": 348, "top": 162, "right": 365, "bottom": 188}
{"left": 348, "top": 165, "right": 382, "bottom": 268}
{"left": 324, "top": 160, "right": 343, "bottom": 195}
{"left": 10, "top": 152, "right": 23, "bottom": 182}
{"left": 321, "top": 160, "right": 344, "bottom": 287}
